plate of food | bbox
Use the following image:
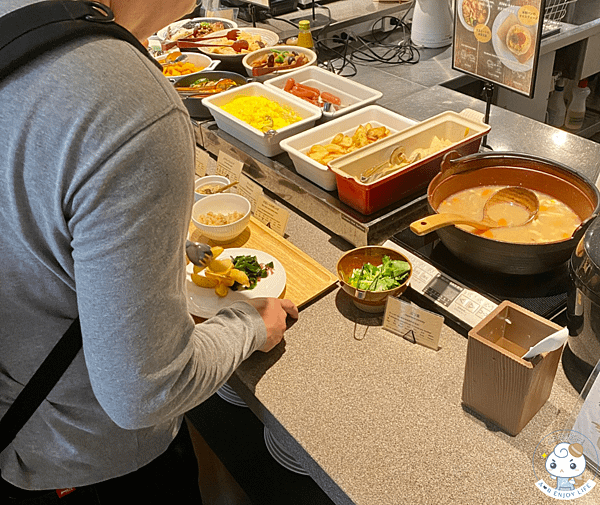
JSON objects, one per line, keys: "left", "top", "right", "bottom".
{"left": 242, "top": 46, "right": 317, "bottom": 81}
{"left": 458, "top": 0, "right": 491, "bottom": 32}
{"left": 186, "top": 247, "right": 286, "bottom": 318}
{"left": 492, "top": 6, "right": 536, "bottom": 72}
{"left": 157, "top": 17, "right": 238, "bottom": 48}
{"left": 182, "top": 28, "right": 279, "bottom": 64}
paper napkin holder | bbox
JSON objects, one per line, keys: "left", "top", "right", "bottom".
{"left": 462, "top": 301, "right": 563, "bottom": 436}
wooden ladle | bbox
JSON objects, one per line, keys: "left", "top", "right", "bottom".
{"left": 410, "top": 186, "right": 540, "bottom": 236}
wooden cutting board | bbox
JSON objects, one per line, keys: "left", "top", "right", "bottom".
{"left": 188, "top": 217, "right": 338, "bottom": 312}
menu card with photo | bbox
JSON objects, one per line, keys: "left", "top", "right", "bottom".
{"left": 570, "top": 363, "right": 600, "bottom": 472}
{"left": 452, "top": 0, "right": 546, "bottom": 97}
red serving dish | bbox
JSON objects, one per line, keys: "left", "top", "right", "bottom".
{"left": 328, "top": 110, "right": 491, "bottom": 215}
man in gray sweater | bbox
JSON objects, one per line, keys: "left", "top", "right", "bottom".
{"left": 0, "top": 0, "right": 298, "bottom": 501}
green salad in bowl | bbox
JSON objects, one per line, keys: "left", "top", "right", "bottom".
{"left": 348, "top": 256, "right": 411, "bottom": 292}
{"left": 336, "top": 246, "right": 413, "bottom": 312}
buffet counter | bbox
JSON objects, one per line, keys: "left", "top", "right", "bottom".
{"left": 189, "top": 26, "right": 600, "bottom": 505}
{"left": 196, "top": 70, "right": 600, "bottom": 246}
{"left": 203, "top": 188, "right": 598, "bottom": 505}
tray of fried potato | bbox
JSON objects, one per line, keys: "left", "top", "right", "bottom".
{"left": 279, "top": 105, "right": 416, "bottom": 191}
{"left": 307, "top": 124, "right": 390, "bottom": 165}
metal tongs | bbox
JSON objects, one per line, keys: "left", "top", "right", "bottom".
{"left": 359, "top": 146, "right": 421, "bottom": 183}
{"left": 186, "top": 240, "right": 213, "bottom": 268}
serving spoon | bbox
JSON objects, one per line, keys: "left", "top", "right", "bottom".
{"left": 162, "top": 51, "right": 187, "bottom": 65}
{"left": 521, "top": 327, "right": 568, "bottom": 360}
{"left": 410, "top": 186, "right": 540, "bottom": 236}
{"left": 203, "top": 181, "right": 239, "bottom": 194}
{"left": 360, "top": 146, "right": 421, "bottom": 183}
{"left": 186, "top": 240, "right": 213, "bottom": 268}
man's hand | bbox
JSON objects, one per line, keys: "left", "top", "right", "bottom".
{"left": 246, "top": 298, "right": 298, "bottom": 352}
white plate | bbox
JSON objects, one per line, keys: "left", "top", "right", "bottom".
{"left": 491, "top": 7, "right": 534, "bottom": 73}
{"left": 186, "top": 248, "right": 286, "bottom": 318}
{"left": 157, "top": 17, "right": 237, "bottom": 42}
{"left": 457, "top": 0, "right": 491, "bottom": 32}
{"left": 242, "top": 46, "right": 317, "bottom": 82}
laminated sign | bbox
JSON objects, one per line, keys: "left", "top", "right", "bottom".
{"left": 452, "top": 0, "right": 545, "bottom": 97}
{"left": 528, "top": 360, "right": 600, "bottom": 500}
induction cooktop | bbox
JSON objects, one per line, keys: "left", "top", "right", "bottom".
{"left": 387, "top": 210, "right": 569, "bottom": 335}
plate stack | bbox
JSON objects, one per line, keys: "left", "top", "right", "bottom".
{"left": 263, "top": 427, "right": 309, "bottom": 475}
{"left": 216, "top": 383, "right": 248, "bottom": 407}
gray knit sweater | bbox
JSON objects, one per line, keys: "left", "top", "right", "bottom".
{"left": 0, "top": 0, "right": 266, "bottom": 490}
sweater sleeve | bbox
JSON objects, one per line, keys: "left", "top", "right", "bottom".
{"left": 69, "top": 106, "right": 267, "bottom": 429}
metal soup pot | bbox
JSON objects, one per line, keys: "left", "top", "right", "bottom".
{"left": 425, "top": 151, "right": 600, "bottom": 275}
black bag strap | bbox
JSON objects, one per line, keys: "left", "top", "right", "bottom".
{"left": 0, "top": 318, "right": 82, "bottom": 453}
{"left": 0, "top": 0, "right": 161, "bottom": 80}
{"left": 0, "top": 1, "right": 159, "bottom": 455}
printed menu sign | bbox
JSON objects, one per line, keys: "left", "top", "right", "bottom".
{"left": 383, "top": 298, "right": 444, "bottom": 351}
{"left": 452, "top": 0, "right": 545, "bottom": 97}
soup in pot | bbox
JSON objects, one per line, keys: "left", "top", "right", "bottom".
{"left": 437, "top": 185, "right": 581, "bottom": 244}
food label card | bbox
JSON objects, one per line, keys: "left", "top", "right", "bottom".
{"left": 452, "top": 0, "right": 545, "bottom": 97}
{"left": 237, "top": 174, "right": 263, "bottom": 212}
{"left": 215, "top": 151, "right": 244, "bottom": 182}
{"left": 195, "top": 148, "right": 210, "bottom": 177}
{"left": 571, "top": 372, "right": 600, "bottom": 470}
{"left": 253, "top": 196, "right": 289, "bottom": 237}
{"left": 383, "top": 297, "right": 444, "bottom": 350}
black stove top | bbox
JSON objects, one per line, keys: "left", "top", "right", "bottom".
{"left": 391, "top": 223, "right": 570, "bottom": 325}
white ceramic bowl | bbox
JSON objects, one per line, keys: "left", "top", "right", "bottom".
{"left": 156, "top": 52, "right": 220, "bottom": 82}
{"left": 195, "top": 28, "right": 279, "bottom": 64}
{"left": 242, "top": 46, "right": 317, "bottom": 82}
{"left": 194, "top": 175, "right": 231, "bottom": 202}
{"left": 201, "top": 82, "right": 323, "bottom": 157}
{"left": 191, "top": 193, "right": 251, "bottom": 243}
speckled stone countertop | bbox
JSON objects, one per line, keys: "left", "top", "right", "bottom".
{"left": 192, "top": 20, "right": 600, "bottom": 500}
{"left": 218, "top": 207, "right": 597, "bottom": 505}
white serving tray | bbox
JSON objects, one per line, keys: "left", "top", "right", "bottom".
{"left": 265, "top": 66, "right": 383, "bottom": 121}
{"left": 328, "top": 109, "right": 490, "bottom": 183}
{"left": 279, "top": 105, "right": 417, "bottom": 191}
{"left": 202, "top": 82, "right": 322, "bottom": 157}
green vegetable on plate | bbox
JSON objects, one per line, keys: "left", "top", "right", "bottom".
{"left": 230, "top": 255, "right": 274, "bottom": 290}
